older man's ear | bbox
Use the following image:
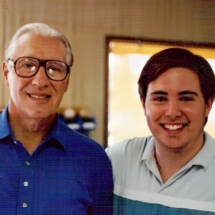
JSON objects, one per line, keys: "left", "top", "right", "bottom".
{"left": 2, "top": 61, "right": 10, "bottom": 87}
{"left": 64, "top": 73, "right": 70, "bottom": 92}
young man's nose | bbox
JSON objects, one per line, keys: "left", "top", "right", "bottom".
{"left": 165, "top": 101, "right": 181, "bottom": 119}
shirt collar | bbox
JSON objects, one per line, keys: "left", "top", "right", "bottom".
{"left": 0, "top": 105, "right": 69, "bottom": 151}
{"left": 0, "top": 105, "right": 11, "bottom": 139}
{"left": 48, "top": 115, "right": 69, "bottom": 151}
{"left": 141, "top": 136, "right": 155, "bottom": 161}
{"left": 141, "top": 136, "right": 161, "bottom": 180}
{"left": 141, "top": 132, "right": 215, "bottom": 169}
{"left": 191, "top": 132, "right": 215, "bottom": 168}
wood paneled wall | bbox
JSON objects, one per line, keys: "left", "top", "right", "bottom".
{"left": 1, "top": 0, "right": 215, "bottom": 146}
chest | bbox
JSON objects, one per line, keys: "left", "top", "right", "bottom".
{"left": 0, "top": 142, "right": 93, "bottom": 214}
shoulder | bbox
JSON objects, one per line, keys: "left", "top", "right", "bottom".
{"left": 54, "top": 120, "right": 111, "bottom": 164}
{"left": 57, "top": 120, "right": 103, "bottom": 150}
{"left": 105, "top": 136, "right": 153, "bottom": 182}
{"left": 106, "top": 136, "right": 152, "bottom": 155}
{"left": 57, "top": 120, "right": 113, "bottom": 173}
{"left": 204, "top": 132, "right": 215, "bottom": 146}
{"left": 200, "top": 132, "right": 215, "bottom": 167}
{"left": 105, "top": 136, "right": 153, "bottom": 164}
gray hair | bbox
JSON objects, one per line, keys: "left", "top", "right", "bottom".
{"left": 5, "top": 23, "right": 73, "bottom": 66}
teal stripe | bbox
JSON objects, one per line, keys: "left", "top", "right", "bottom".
{"left": 114, "top": 194, "right": 215, "bottom": 215}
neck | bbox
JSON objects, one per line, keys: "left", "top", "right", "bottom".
{"left": 8, "top": 112, "right": 56, "bottom": 154}
{"left": 155, "top": 138, "right": 204, "bottom": 183}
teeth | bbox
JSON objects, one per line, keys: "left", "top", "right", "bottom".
{"left": 30, "top": 94, "right": 47, "bottom": 99}
{"left": 164, "top": 124, "right": 183, "bottom": 130}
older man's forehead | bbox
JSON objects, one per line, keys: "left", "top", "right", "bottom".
{"left": 11, "top": 34, "right": 67, "bottom": 61}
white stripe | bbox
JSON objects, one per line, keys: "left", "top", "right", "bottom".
{"left": 114, "top": 184, "right": 215, "bottom": 212}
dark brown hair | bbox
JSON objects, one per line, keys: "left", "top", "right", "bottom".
{"left": 138, "top": 48, "right": 215, "bottom": 104}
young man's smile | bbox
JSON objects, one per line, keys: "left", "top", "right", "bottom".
{"left": 142, "top": 67, "right": 213, "bottom": 152}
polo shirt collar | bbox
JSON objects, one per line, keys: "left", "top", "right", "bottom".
{"left": 141, "top": 137, "right": 161, "bottom": 180}
{"left": 141, "top": 132, "right": 215, "bottom": 169}
{"left": 191, "top": 132, "right": 215, "bottom": 168}
{"left": 141, "top": 136, "right": 155, "bottom": 161}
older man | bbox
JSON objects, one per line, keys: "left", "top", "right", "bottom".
{"left": 106, "top": 48, "right": 215, "bottom": 214}
{"left": 1, "top": 23, "right": 113, "bottom": 214}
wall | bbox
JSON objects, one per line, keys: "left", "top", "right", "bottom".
{"left": 0, "top": 0, "right": 215, "bottom": 146}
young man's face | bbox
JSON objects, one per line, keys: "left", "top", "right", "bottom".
{"left": 2, "top": 34, "right": 70, "bottom": 121}
{"left": 142, "top": 68, "right": 214, "bottom": 153}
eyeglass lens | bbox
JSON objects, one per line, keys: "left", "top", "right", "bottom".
{"left": 15, "top": 57, "right": 68, "bottom": 81}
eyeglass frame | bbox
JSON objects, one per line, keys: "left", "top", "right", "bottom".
{"left": 7, "top": 56, "right": 71, "bottom": 81}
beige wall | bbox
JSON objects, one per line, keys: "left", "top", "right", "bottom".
{"left": 1, "top": 0, "right": 215, "bottom": 146}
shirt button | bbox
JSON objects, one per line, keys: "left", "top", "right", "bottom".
{"left": 22, "top": 202, "right": 27, "bottom": 208}
{"left": 26, "top": 161, "right": 30, "bottom": 166}
{"left": 23, "top": 181, "right": 29, "bottom": 186}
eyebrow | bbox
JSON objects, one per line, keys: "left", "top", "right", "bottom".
{"left": 150, "top": 90, "right": 199, "bottom": 97}
{"left": 178, "top": 90, "right": 199, "bottom": 97}
{"left": 150, "top": 91, "right": 167, "bottom": 96}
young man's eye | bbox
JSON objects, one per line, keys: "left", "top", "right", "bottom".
{"left": 180, "top": 97, "right": 194, "bottom": 101}
{"left": 154, "top": 97, "right": 167, "bottom": 102}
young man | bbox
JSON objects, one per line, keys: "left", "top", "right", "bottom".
{"left": 106, "top": 48, "right": 215, "bottom": 214}
{"left": 1, "top": 23, "right": 113, "bottom": 214}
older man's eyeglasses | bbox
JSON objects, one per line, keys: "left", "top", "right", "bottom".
{"left": 7, "top": 57, "right": 71, "bottom": 81}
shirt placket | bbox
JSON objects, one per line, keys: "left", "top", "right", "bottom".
{"left": 15, "top": 141, "right": 35, "bottom": 215}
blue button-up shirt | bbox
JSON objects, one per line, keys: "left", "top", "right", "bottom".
{"left": 0, "top": 106, "right": 113, "bottom": 214}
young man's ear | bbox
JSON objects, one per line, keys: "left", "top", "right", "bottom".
{"left": 205, "top": 96, "right": 215, "bottom": 117}
{"left": 2, "top": 61, "right": 9, "bottom": 87}
{"left": 140, "top": 97, "right": 146, "bottom": 116}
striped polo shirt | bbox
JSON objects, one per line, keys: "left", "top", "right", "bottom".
{"left": 106, "top": 132, "right": 215, "bottom": 214}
